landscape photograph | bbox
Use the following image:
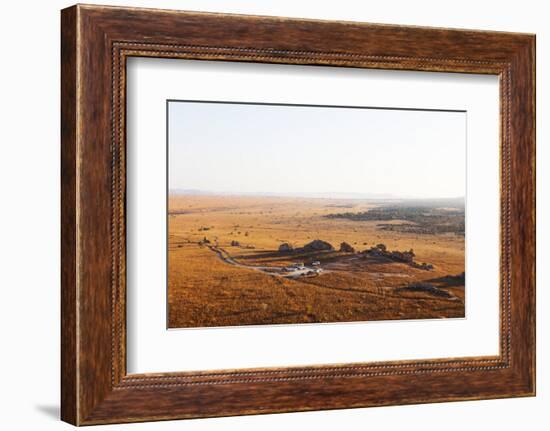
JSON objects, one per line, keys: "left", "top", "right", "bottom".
{"left": 167, "top": 101, "right": 466, "bottom": 328}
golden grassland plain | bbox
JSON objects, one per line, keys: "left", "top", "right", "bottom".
{"left": 168, "top": 194, "right": 465, "bottom": 328}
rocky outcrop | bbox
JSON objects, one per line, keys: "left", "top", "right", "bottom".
{"left": 339, "top": 242, "right": 355, "bottom": 253}
{"left": 364, "top": 244, "right": 432, "bottom": 270}
{"left": 412, "top": 262, "right": 434, "bottom": 270}
{"left": 375, "top": 243, "right": 387, "bottom": 252}
{"left": 278, "top": 243, "right": 294, "bottom": 253}
{"left": 397, "top": 282, "right": 452, "bottom": 298}
{"left": 388, "top": 249, "right": 415, "bottom": 264}
{"left": 278, "top": 240, "right": 334, "bottom": 254}
{"left": 301, "top": 239, "right": 334, "bottom": 252}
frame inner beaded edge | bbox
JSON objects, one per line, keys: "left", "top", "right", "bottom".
{"left": 110, "top": 42, "right": 512, "bottom": 388}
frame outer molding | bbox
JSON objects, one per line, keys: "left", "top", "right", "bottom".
{"left": 61, "top": 5, "right": 78, "bottom": 424}
{"left": 61, "top": 4, "right": 535, "bottom": 426}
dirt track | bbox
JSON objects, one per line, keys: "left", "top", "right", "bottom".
{"left": 208, "top": 245, "right": 321, "bottom": 278}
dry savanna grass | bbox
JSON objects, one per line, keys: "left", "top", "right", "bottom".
{"left": 168, "top": 194, "right": 465, "bottom": 328}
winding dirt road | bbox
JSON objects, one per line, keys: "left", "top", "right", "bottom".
{"left": 207, "top": 245, "right": 322, "bottom": 278}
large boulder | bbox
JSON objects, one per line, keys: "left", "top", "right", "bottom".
{"left": 389, "top": 250, "right": 414, "bottom": 263}
{"left": 278, "top": 243, "right": 294, "bottom": 253}
{"left": 375, "top": 243, "right": 387, "bottom": 252}
{"left": 339, "top": 242, "right": 355, "bottom": 253}
{"left": 302, "top": 239, "right": 334, "bottom": 252}
{"left": 365, "top": 244, "right": 386, "bottom": 255}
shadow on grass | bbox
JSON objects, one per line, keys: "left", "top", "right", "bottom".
{"left": 426, "top": 273, "right": 465, "bottom": 288}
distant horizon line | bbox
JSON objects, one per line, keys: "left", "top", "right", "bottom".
{"left": 168, "top": 189, "right": 465, "bottom": 201}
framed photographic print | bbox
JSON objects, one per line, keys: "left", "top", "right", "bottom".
{"left": 61, "top": 4, "right": 535, "bottom": 425}
{"left": 165, "top": 99, "right": 467, "bottom": 329}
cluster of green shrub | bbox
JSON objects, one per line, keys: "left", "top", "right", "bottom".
{"left": 325, "top": 204, "right": 465, "bottom": 236}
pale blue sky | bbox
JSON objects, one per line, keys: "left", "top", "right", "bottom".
{"left": 168, "top": 101, "right": 466, "bottom": 199}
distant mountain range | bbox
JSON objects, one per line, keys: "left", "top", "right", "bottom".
{"left": 169, "top": 189, "right": 464, "bottom": 202}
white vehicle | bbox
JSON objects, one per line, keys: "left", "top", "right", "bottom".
{"left": 311, "top": 261, "right": 321, "bottom": 266}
